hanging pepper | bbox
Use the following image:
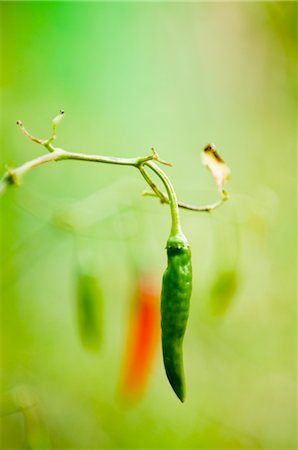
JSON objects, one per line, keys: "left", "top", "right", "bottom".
{"left": 76, "top": 268, "right": 103, "bottom": 351}
{"left": 145, "top": 161, "right": 193, "bottom": 402}
{"left": 209, "top": 270, "right": 238, "bottom": 316}
{"left": 161, "top": 232, "right": 192, "bottom": 402}
{"left": 119, "top": 274, "right": 160, "bottom": 403}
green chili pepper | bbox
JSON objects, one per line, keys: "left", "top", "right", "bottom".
{"left": 209, "top": 270, "right": 238, "bottom": 316}
{"left": 144, "top": 161, "right": 192, "bottom": 402}
{"left": 76, "top": 269, "right": 103, "bottom": 351}
{"left": 161, "top": 231, "right": 192, "bottom": 403}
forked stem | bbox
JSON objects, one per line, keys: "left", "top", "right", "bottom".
{"left": 145, "top": 161, "right": 183, "bottom": 238}
{"left": 0, "top": 112, "right": 229, "bottom": 218}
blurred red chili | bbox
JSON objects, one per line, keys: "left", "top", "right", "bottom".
{"left": 119, "top": 274, "right": 160, "bottom": 402}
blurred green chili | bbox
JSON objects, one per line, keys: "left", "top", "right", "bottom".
{"left": 76, "top": 268, "right": 103, "bottom": 351}
{"left": 209, "top": 270, "right": 238, "bottom": 316}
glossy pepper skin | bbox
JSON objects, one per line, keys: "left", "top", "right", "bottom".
{"left": 161, "top": 233, "right": 192, "bottom": 402}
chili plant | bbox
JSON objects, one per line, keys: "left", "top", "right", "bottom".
{"left": 0, "top": 112, "right": 230, "bottom": 402}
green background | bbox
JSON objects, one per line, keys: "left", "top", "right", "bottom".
{"left": 1, "top": 2, "right": 296, "bottom": 449}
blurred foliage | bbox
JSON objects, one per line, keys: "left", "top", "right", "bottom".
{"left": 0, "top": 2, "right": 296, "bottom": 449}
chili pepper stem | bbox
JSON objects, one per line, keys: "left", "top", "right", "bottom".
{"left": 144, "top": 161, "right": 184, "bottom": 242}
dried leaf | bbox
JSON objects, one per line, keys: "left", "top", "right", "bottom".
{"left": 201, "top": 144, "right": 230, "bottom": 192}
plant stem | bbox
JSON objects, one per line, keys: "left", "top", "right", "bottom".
{"left": 145, "top": 161, "right": 182, "bottom": 238}
{"left": 1, "top": 115, "right": 229, "bottom": 219}
{"left": 142, "top": 190, "right": 228, "bottom": 212}
{"left": 0, "top": 145, "right": 228, "bottom": 216}
{"left": 58, "top": 150, "right": 155, "bottom": 166}
{"left": 138, "top": 165, "right": 168, "bottom": 204}
{"left": 0, "top": 148, "right": 157, "bottom": 196}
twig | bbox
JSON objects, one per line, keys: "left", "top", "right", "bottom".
{"left": 0, "top": 112, "right": 229, "bottom": 215}
{"left": 142, "top": 189, "right": 229, "bottom": 213}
